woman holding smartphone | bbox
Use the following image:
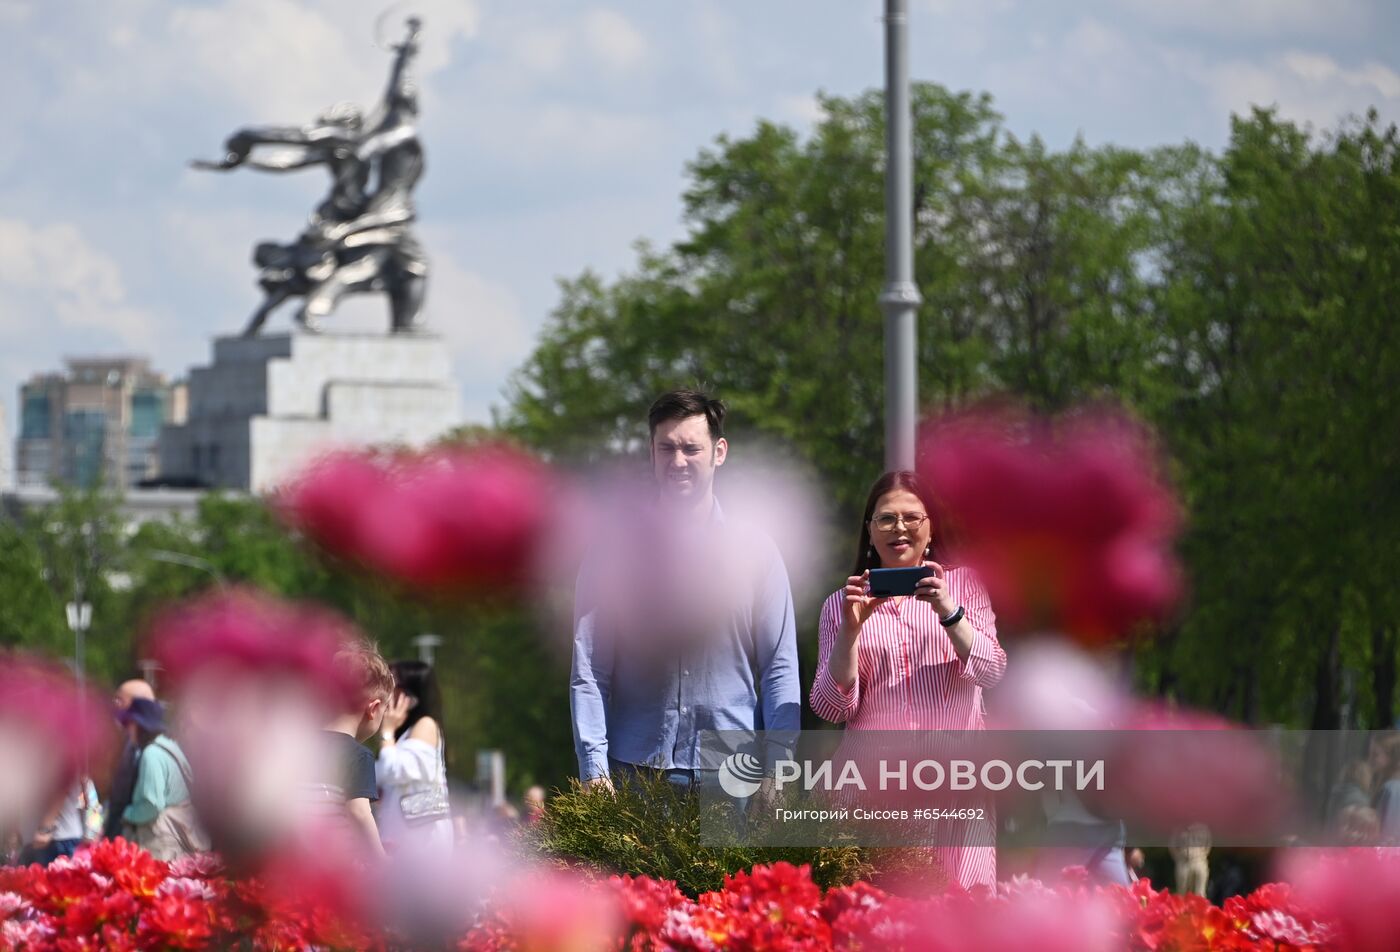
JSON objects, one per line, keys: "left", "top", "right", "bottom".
{"left": 810, "top": 470, "right": 1007, "bottom": 889}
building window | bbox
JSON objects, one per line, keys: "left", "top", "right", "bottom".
{"left": 130, "top": 390, "right": 165, "bottom": 439}
{"left": 64, "top": 410, "right": 106, "bottom": 487}
{"left": 21, "top": 393, "right": 51, "bottom": 439}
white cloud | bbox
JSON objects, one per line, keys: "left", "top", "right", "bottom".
{"left": 168, "top": 0, "right": 362, "bottom": 121}
{"left": 0, "top": 0, "right": 32, "bottom": 25}
{"left": 420, "top": 245, "right": 534, "bottom": 424}
{"left": 30, "top": 0, "right": 482, "bottom": 126}
{"left": 510, "top": 28, "right": 570, "bottom": 76}
{"left": 1283, "top": 52, "right": 1400, "bottom": 98}
{"left": 517, "top": 103, "right": 661, "bottom": 163}
{"left": 690, "top": 3, "right": 743, "bottom": 94}
{"left": 0, "top": 218, "right": 156, "bottom": 342}
{"left": 1119, "top": 0, "right": 1368, "bottom": 37}
{"left": 776, "top": 94, "right": 826, "bottom": 126}
{"left": 581, "top": 8, "right": 649, "bottom": 73}
{"left": 1200, "top": 50, "right": 1400, "bottom": 130}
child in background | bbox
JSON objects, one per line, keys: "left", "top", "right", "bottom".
{"left": 310, "top": 640, "right": 395, "bottom": 859}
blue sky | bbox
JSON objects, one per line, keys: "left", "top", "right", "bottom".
{"left": 2, "top": 0, "right": 1398, "bottom": 470}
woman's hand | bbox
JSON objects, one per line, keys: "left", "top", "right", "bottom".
{"left": 840, "top": 571, "right": 885, "bottom": 636}
{"left": 913, "top": 561, "right": 957, "bottom": 617}
{"left": 380, "top": 690, "right": 413, "bottom": 742}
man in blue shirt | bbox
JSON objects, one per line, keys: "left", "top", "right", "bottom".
{"left": 570, "top": 389, "right": 801, "bottom": 789}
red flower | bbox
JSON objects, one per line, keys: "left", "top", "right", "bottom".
{"left": 58, "top": 892, "right": 141, "bottom": 942}
{"left": 137, "top": 892, "right": 217, "bottom": 950}
{"left": 919, "top": 407, "right": 1182, "bottom": 644}
{"left": 278, "top": 445, "right": 560, "bottom": 594}
{"left": 83, "top": 838, "right": 169, "bottom": 899}
{"left": 611, "top": 874, "right": 688, "bottom": 933}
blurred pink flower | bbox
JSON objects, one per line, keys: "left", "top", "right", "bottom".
{"left": 278, "top": 445, "right": 559, "bottom": 594}
{"left": 1084, "top": 702, "right": 1288, "bottom": 838}
{"left": 918, "top": 407, "right": 1182, "bottom": 645}
{"left": 989, "top": 641, "right": 1287, "bottom": 838}
{"left": 989, "top": 639, "right": 1131, "bottom": 731}
{"left": 147, "top": 588, "right": 361, "bottom": 708}
{"left": 893, "top": 883, "right": 1123, "bottom": 952}
{"left": 145, "top": 590, "right": 368, "bottom": 863}
{"left": 487, "top": 869, "right": 620, "bottom": 952}
{"left": 1282, "top": 847, "right": 1400, "bottom": 952}
{"left": 0, "top": 655, "right": 112, "bottom": 828}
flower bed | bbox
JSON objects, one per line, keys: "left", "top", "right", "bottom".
{"left": 0, "top": 839, "right": 382, "bottom": 951}
{"left": 3, "top": 839, "right": 1387, "bottom": 951}
{"left": 463, "top": 862, "right": 1340, "bottom": 952}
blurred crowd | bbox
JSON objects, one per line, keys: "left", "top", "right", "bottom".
{"left": 0, "top": 642, "right": 504, "bottom": 869}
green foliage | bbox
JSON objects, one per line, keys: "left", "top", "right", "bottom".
{"left": 527, "top": 772, "right": 871, "bottom": 897}
{"left": 0, "top": 520, "right": 65, "bottom": 650}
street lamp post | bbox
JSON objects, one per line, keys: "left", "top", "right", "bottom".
{"left": 880, "top": 0, "right": 920, "bottom": 472}
{"left": 137, "top": 658, "right": 162, "bottom": 693}
{"left": 65, "top": 600, "right": 92, "bottom": 694}
{"left": 412, "top": 634, "right": 443, "bottom": 667}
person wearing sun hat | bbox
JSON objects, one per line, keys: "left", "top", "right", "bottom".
{"left": 119, "top": 698, "right": 209, "bottom": 860}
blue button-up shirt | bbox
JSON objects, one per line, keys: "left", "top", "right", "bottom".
{"left": 570, "top": 500, "right": 801, "bottom": 780}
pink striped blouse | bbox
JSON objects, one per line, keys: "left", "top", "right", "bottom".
{"left": 810, "top": 566, "right": 1006, "bottom": 729}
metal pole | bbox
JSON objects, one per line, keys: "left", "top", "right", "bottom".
{"left": 413, "top": 634, "right": 443, "bottom": 666}
{"left": 880, "top": 0, "right": 921, "bottom": 472}
{"left": 137, "top": 659, "right": 162, "bottom": 694}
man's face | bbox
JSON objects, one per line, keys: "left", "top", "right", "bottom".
{"left": 651, "top": 415, "right": 727, "bottom": 503}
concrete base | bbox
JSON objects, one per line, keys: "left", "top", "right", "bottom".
{"left": 160, "top": 332, "right": 460, "bottom": 492}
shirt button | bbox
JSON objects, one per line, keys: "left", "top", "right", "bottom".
{"left": 683, "top": 669, "right": 690, "bottom": 676}
{"left": 681, "top": 706, "right": 689, "bottom": 714}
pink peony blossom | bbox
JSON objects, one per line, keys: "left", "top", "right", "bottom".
{"left": 278, "top": 445, "right": 560, "bottom": 594}
{"left": 145, "top": 589, "right": 375, "bottom": 863}
{"left": 1283, "top": 847, "right": 1400, "bottom": 952}
{"left": 0, "top": 655, "right": 113, "bottom": 831}
{"left": 1084, "top": 701, "right": 1289, "bottom": 838}
{"left": 147, "top": 588, "right": 363, "bottom": 708}
{"left": 918, "top": 407, "right": 1182, "bottom": 645}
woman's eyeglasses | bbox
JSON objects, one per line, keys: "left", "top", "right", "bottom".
{"left": 870, "top": 513, "right": 928, "bottom": 533}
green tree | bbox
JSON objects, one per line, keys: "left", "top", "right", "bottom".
{"left": 0, "top": 520, "right": 66, "bottom": 651}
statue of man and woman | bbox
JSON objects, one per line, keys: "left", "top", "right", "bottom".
{"left": 193, "top": 17, "right": 428, "bottom": 336}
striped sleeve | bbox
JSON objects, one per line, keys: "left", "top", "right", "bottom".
{"left": 951, "top": 569, "right": 1007, "bottom": 690}
{"left": 809, "top": 593, "right": 859, "bottom": 723}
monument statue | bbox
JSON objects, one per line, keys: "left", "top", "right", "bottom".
{"left": 193, "top": 17, "right": 428, "bottom": 336}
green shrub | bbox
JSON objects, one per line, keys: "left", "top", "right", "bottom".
{"left": 525, "top": 772, "right": 872, "bottom": 897}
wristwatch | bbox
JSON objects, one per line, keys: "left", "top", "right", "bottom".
{"left": 939, "top": 605, "right": 965, "bottom": 627}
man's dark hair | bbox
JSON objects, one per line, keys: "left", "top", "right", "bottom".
{"left": 648, "top": 389, "right": 726, "bottom": 443}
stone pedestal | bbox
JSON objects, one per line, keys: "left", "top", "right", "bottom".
{"left": 159, "top": 332, "right": 460, "bottom": 492}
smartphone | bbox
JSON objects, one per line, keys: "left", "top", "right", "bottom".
{"left": 867, "top": 566, "right": 933, "bottom": 597}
